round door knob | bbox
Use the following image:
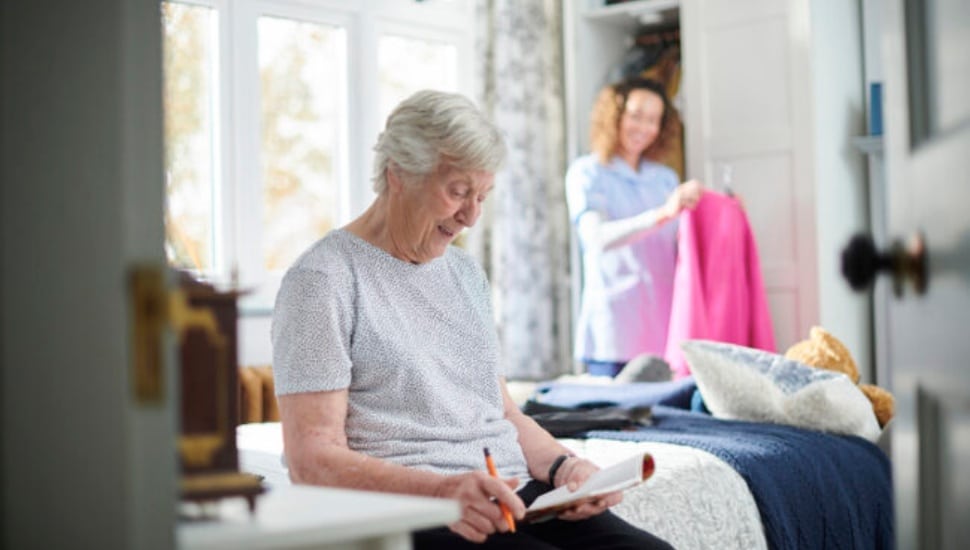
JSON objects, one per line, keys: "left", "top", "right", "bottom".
{"left": 841, "top": 233, "right": 927, "bottom": 296}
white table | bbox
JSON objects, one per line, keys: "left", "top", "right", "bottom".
{"left": 178, "top": 485, "right": 460, "bottom": 550}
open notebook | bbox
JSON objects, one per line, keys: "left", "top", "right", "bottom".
{"left": 524, "top": 452, "right": 655, "bottom": 523}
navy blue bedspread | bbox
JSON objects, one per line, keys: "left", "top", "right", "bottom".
{"left": 586, "top": 406, "right": 894, "bottom": 550}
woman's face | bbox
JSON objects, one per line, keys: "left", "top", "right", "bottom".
{"left": 392, "top": 164, "right": 494, "bottom": 263}
{"left": 618, "top": 88, "right": 665, "bottom": 160}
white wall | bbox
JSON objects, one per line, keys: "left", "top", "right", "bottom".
{"left": 808, "top": 0, "right": 873, "bottom": 378}
{"left": 240, "top": 315, "right": 274, "bottom": 366}
{"left": 861, "top": 0, "right": 884, "bottom": 87}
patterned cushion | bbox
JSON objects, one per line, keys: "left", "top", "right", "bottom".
{"left": 681, "top": 340, "right": 880, "bottom": 441}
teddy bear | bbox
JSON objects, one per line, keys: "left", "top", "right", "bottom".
{"left": 784, "top": 326, "right": 895, "bottom": 428}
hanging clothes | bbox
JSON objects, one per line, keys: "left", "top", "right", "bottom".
{"left": 611, "top": 26, "right": 686, "bottom": 180}
{"left": 664, "top": 190, "right": 776, "bottom": 378}
{"left": 639, "top": 32, "right": 685, "bottom": 179}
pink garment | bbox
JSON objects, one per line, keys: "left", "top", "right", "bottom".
{"left": 664, "top": 190, "right": 776, "bottom": 378}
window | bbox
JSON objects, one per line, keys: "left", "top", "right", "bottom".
{"left": 162, "top": 1, "right": 220, "bottom": 272}
{"left": 257, "top": 16, "right": 346, "bottom": 273}
{"left": 377, "top": 33, "right": 459, "bottom": 123}
{"left": 162, "top": 0, "right": 473, "bottom": 310}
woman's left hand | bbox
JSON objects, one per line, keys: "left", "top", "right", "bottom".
{"left": 678, "top": 179, "right": 703, "bottom": 209}
{"left": 551, "top": 457, "right": 623, "bottom": 521}
{"left": 661, "top": 179, "right": 704, "bottom": 219}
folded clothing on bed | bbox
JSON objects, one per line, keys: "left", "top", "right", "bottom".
{"left": 521, "top": 400, "right": 653, "bottom": 437}
{"left": 531, "top": 377, "right": 698, "bottom": 410}
{"left": 587, "top": 406, "right": 894, "bottom": 550}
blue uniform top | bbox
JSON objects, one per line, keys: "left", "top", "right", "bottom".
{"left": 565, "top": 154, "right": 680, "bottom": 363}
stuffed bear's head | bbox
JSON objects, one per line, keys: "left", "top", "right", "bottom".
{"left": 784, "top": 326, "right": 894, "bottom": 428}
{"left": 784, "top": 327, "right": 859, "bottom": 383}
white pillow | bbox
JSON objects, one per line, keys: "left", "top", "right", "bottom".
{"left": 681, "top": 340, "right": 881, "bottom": 442}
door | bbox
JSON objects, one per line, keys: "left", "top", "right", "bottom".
{"left": 680, "top": 0, "right": 823, "bottom": 352}
{"left": 882, "top": 0, "right": 970, "bottom": 548}
{"left": 1, "top": 2, "right": 175, "bottom": 548}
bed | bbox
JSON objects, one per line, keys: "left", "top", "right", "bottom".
{"left": 236, "top": 368, "right": 894, "bottom": 549}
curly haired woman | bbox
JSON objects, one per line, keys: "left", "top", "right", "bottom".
{"left": 566, "top": 77, "right": 704, "bottom": 377}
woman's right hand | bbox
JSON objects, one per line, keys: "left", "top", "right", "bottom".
{"left": 662, "top": 179, "right": 704, "bottom": 219}
{"left": 435, "top": 471, "right": 524, "bottom": 542}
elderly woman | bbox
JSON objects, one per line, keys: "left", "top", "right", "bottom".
{"left": 272, "top": 90, "right": 672, "bottom": 549}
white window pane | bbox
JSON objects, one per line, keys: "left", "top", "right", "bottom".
{"left": 162, "top": 1, "right": 219, "bottom": 272}
{"left": 378, "top": 34, "right": 458, "bottom": 125}
{"left": 258, "top": 17, "right": 346, "bottom": 272}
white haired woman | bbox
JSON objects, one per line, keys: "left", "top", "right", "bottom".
{"left": 272, "top": 90, "right": 673, "bottom": 550}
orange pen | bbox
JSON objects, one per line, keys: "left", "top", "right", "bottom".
{"left": 483, "top": 447, "right": 516, "bottom": 533}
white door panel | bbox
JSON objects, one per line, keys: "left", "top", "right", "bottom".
{"left": 682, "top": 0, "right": 817, "bottom": 351}
{"left": 881, "top": 0, "right": 970, "bottom": 547}
{"left": 2, "top": 2, "right": 174, "bottom": 548}
{"left": 704, "top": 19, "right": 791, "bottom": 137}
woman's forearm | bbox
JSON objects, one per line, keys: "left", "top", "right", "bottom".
{"left": 576, "top": 208, "right": 672, "bottom": 252}
{"left": 288, "top": 439, "right": 448, "bottom": 497}
{"left": 506, "top": 410, "right": 575, "bottom": 483}
{"left": 500, "top": 382, "right": 575, "bottom": 483}
{"left": 279, "top": 390, "right": 448, "bottom": 498}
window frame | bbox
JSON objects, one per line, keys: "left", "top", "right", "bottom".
{"left": 163, "top": 0, "right": 475, "bottom": 313}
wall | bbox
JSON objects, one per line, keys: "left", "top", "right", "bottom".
{"left": 808, "top": 0, "right": 873, "bottom": 378}
{"left": 859, "top": 0, "right": 891, "bottom": 388}
{"left": 241, "top": 315, "right": 274, "bottom": 366}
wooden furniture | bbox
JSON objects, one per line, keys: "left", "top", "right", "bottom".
{"left": 175, "top": 273, "right": 264, "bottom": 511}
{"left": 238, "top": 365, "right": 279, "bottom": 424}
{"left": 178, "top": 485, "right": 460, "bottom": 550}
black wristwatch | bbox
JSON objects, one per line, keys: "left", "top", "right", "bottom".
{"left": 547, "top": 453, "right": 576, "bottom": 486}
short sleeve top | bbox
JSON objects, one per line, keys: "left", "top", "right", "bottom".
{"left": 272, "top": 229, "right": 530, "bottom": 481}
{"left": 565, "top": 155, "right": 680, "bottom": 362}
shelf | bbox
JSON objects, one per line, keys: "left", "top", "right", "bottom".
{"left": 584, "top": 0, "right": 680, "bottom": 27}
{"left": 851, "top": 135, "right": 884, "bottom": 155}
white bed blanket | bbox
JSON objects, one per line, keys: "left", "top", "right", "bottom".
{"left": 237, "top": 423, "right": 767, "bottom": 550}
{"left": 559, "top": 438, "right": 766, "bottom": 550}
{"left": 237, "top": 422, "right": 291, "bottom": 487}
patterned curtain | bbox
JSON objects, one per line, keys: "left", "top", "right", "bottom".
{"left": 470, "top": 0, "right": 572, "bottom": 380}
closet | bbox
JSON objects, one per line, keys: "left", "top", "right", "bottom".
{"left": 564, "top": 0, "right": 875, "bottom": 381}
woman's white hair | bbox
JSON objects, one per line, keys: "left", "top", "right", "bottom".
{"left": 371, "top": 90, "right": 507, "bottom": 193}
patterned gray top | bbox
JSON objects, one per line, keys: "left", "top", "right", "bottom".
{"left": 272, "top": 229, "right": 530, "bottom": 481}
